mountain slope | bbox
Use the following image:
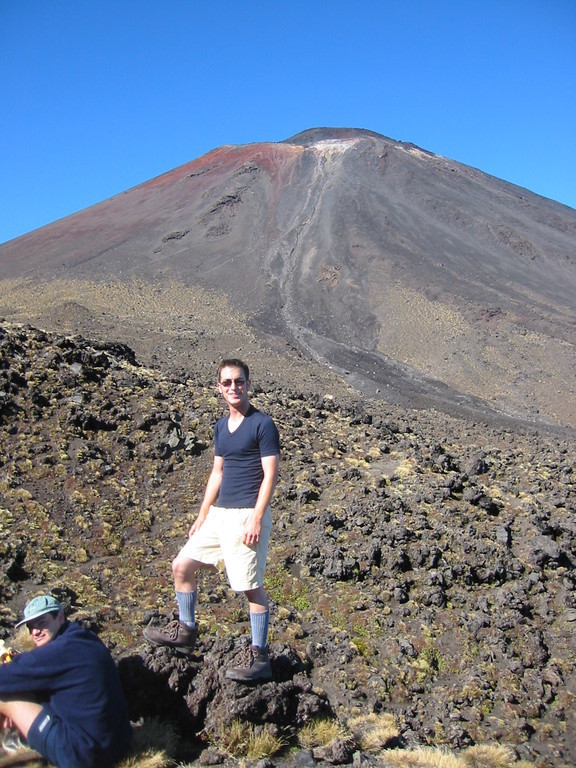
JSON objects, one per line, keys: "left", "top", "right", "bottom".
{"left": 1, "top": 128, "right": 575, "bottom": 428}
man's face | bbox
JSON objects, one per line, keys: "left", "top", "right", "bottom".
{"left": 217, "top": 365, "right": 250, "bottom": 409}
{"left": 27, "top": 612, "right": 64, "bottom": 647}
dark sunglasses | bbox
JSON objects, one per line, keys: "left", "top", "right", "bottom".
{"left": 219, "top": 378, "right": 246, "bottom": 388}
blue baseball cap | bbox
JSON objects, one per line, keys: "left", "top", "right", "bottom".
{"left": 15, "top": 595, "right": 63, "bottom": 628}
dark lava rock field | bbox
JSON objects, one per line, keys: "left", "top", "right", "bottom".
{"left": 1, "top": 321, "right": 574, "bottom": 766}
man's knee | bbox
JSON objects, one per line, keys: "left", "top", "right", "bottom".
{"left": 172, "top": 556, "right": 198, "bottom": 580}
{"left": 244, "top": 586, "right": 267, "bottom": 604}
{"left": 0, "top": 700, "right": 44, "bottom": 738}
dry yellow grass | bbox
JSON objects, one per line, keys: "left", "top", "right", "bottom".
{"left": 461, "top": 744, "right": 533, "bottom": 768}
{"left": 118, "top": 753, "right": 171, "bottom": 768}
{"left": 383, "top": 747, "right": 473, "bottom": 768}
{"left": 297, "top": 716, "right": 348, "bottom": 748}
{"left": 213, "top": 718, "right": 286, "bottom": 760}
{"left": 382, "top": 743, "right": 532, "bottom": 768}
{"left": 347, "top": 712, "right": 399, "bottom": 751}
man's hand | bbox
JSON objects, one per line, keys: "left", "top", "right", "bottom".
{"left": 188, "top": 515, "right": 205, "bottom": 538}
{"left": 242, "top": 512, "right": 262, "bottom": 546}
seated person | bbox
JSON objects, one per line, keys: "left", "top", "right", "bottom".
{"left": 0, "top": 595, "right": 132, "bottom": 768}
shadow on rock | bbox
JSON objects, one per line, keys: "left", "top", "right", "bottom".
{"left": 119, "top": 637, "right": 331, "bottom": 743}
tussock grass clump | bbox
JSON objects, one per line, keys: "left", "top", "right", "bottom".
{"left": 12, "top": 625, "right": 37, "bottom": 652}
{"left": 461, "top": 744, "right": 530, "bottom": 768}
{"left": 347, "top": 712, "right": 399, "bottom": 751}
{"left": 118, "top": 752, "right": 172, "bottom": 768}
{"left": 382, "top": 743, "right": 533, "bottom": 768}
{"left": 297, "top": 716, "right": 348, "bottom": 748}
{"left": 213, "top": 718, "right": 286, "bottom": 760}
{"left": 383, "top": 747, "right": 475, "bottom": 768}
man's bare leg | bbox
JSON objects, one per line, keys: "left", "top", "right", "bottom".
{"left": 0, "top": 700, "right": 43, "bottom": 739}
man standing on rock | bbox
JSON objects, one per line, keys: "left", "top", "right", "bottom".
{"left": 144, "top": 358, "right": 280, "bottom": 683}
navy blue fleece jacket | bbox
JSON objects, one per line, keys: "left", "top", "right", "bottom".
{"left": 0, "top": 621, "right": 131, "bottom": 767}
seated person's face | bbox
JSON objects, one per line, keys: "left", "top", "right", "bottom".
{"left": 27, "top": 612, "right": 64, "bottom": 647}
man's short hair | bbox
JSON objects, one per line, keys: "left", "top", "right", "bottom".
{"left": 217, "top": 359, "right": 249, "bottom": 382}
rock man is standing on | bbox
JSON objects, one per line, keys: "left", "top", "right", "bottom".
{"left": 144, "top": 358, "right": 280, "bottom": 682}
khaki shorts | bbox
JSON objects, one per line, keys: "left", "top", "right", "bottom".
{"left": 178, "top": 506, "right": 272, "bottom": 592}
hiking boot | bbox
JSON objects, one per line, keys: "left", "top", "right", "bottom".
{"left": 225, "top": 645, "right": 272, "bottom": 683}
{"left": 143, "top": 619, "right": 197, "bottom": 651}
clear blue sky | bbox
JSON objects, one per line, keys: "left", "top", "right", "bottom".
{"left": 1, "top": 1, "right": 575, "bottom": 245}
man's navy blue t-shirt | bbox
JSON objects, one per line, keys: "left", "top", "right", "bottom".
{"left": 214, "top": 405, "right": 280, "bottom": 508}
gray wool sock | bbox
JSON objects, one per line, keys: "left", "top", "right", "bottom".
{"left": 250, "top": 609, "right": 269, "bottom": 649}
{"left": 176, "top": 590, "right": 197, "bottom": 628}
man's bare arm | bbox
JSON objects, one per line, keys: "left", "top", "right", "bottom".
{"left": 189, "top": 456, "right": 224, "bottom": 537}
{"left": 242, "top": 454, "right": 279, "bottom": 545}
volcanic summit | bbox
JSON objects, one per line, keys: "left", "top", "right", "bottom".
{"left": 1, "top": 127, "right": 575, "bottom": 429}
